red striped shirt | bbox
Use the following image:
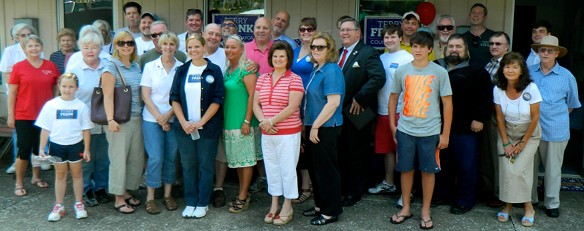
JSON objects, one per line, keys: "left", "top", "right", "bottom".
{"left": 256, "top": 70, "right": 304, "bottom": 135}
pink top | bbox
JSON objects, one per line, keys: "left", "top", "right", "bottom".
{"left": 256, "top": 70, "right": 304, "bottom": 135}
{"left": 245, "top": 39, "right": 274, "bottom": 75}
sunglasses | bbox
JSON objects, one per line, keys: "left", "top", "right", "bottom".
{"left": 117, "top": 40, "right": 136, "bottom": 47}
{"left": 538, "top": 47, "right": 557, "bottom": 54}
{"left": 150, "top": 33, "right": 163, "bottom": 38}
{"left": 299, "top": 27, "right": 314, "bottom": 33}
{"left": 223, "top": 23, "right": 236, "bottom": 28}
{"left": 310, "top": 45, "right": 327, "bottom": 51}
{"left": 437, "top": 25, "right": 454, "bottom": 31}
{"left": 488, "top": 42, "right": 505, "bottom": 46}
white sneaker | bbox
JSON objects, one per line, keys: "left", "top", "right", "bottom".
{"left": 41, "top": 164, "right": 52, "bottom": 171}
{"left": 182, "top": 206, "right": 196, "bottom": 218}
{"left": 368, "top": 180, "right": 397, "bottom": 194}
{"left": 193, "top": 206, "right": 209, "bottom": 218}
{"left": 74, "top": 202, "right": 88, "bottom": 219}
{"left": 47, "top": 204, "right": 65, "bottom": 221}
{"left": 395, "top": 193, "right": 414, "bottom": 208}
{"left": 5, "top": 163, "right": 15, "bottom": 174}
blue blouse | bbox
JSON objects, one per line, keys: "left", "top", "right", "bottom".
{"left": 303, "top": 62, "right": 345, "bottom": 127}
{"left": 291, "top": 47, "right": 313, "bottom": 89}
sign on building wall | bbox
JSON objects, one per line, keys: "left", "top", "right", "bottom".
{"left": 363, "top": 16, "right": 402, "bottom": 49}
{"left": 213, "top": 14, "right": 263, "bottom": 43}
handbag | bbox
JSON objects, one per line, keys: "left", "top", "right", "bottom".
{"left": 90, "top": 61, "right": 132, "bottom": 125}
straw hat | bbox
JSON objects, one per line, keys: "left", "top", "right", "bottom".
{"left": 531, "top": 35, "right": 568, "bottom": 57}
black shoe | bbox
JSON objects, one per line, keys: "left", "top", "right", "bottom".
{"left": 545, "top": 208, "right": 560, "bottom": 218}
{"left": 341, "top": 195, "right": 361, "bottom": 207}
{"left": 487, "top": 198, "right": 505, "bottom": 208}
{"left": 211, "top": 189, "right": 226, "bottom": 208}
{"left": 95, "top": 189, "right": 112, "bottom": 204}
{"left": 450, "top": 204, "right": 472, "bottom": 215}
{"left": 430, "top": 199, "right": 446, "bottom": 208}
{"left": 303, "top": 207, "right": 321, "bottom": 217}
{"left": 310, "top": 214, "right": 338, "bottom": 225}
{"left": 84, "top": 190, "right": 99, "bottom": 207}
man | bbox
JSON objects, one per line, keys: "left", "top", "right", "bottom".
{"left": 337, "top": 18, "right": 385, "bottom": 207}
{"left": 401, "top": 11, "right": 434, "bottom": 60}
{"left": 204, "top": 24, "right": 227, "bottom": 79}
{"left": 221, "top": 19, "right": 238, "bottom": 47}
{"left": 433, "top": 15, "right": 456, "bottom": 60}
{"left": 138, "top": 21, "right": 188, "bottom": 70}
{"left": 463, "top": 3, "right": 495, "bottom": 67}
{"left": 388, "top": 31, "right": 451, "bottom": 229}
{"left": 115, "top": 1, "right": 141, "bottom": 38}
{"left": 245, "top": 17, "right": 274, "bottom": 75}
{"left": 135, "top": 12, "right": 157, "bottom": 56}
{"left": 178, "top": 9, "right": 204, "bottom": 53}
{"left": 433, "top": 34, "right": 493, "bottom": 215}
{"left": 526, "top": 20, "right": 552, "bottom": 67}
{"left": 482, "top": 31, "right": 510, "bottom": 208}
{"left": 271, "top": 10, "right": 298, "bottom": 49}
{"left": 529, "top": 35, "right": 580, "bottom": 218}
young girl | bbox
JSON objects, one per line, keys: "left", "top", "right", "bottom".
{"left": 36, "top": 72, "right": 93, "bottom": 221}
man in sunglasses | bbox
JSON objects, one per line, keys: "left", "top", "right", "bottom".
{"left": 463, "top": 3, "right": 495, "bottom": 67}
{"left": 221, "top": 19, "right": 238, "bottom": 47}
{"left": 271, "top": 10, "right": 298, "bottom": 49}
{"left": 178, "top": 9, "right": 204, "bottom": 53}
{"left": 526, "top": 20, "right": 552, "bottom": 67}
{"left": 529, "top": 35, "right": 580, "bottom": 218}
{"left": 138, "top": 21, "right": 188, "bottom": 70}
{"left": 433, "top": 15, "right": 456, "bottom": 60}
{"left": 135, "top": 12, "right": 158, "bottom": 56}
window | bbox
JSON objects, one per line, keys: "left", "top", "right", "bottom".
{"left": 63, "top": 0, "right": 113, "bottom": 35}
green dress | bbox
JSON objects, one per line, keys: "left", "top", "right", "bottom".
{"left": 223, "top": 66, "right": 262, "bottom": 168}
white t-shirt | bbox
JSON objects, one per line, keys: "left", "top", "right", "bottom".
{"left": 135, "top": 37, "right": 155, "bottom": 56}
{"left": 493, "top": 83, "right": 542, "bottom": 123}
{"left": 185, "top": 64, "right": 206, "bottom": 122}
{"left": 115, "top": 27, "right": 141, "bottom": 38}
{"left": 66, "top": 51, "right": 111, "bottom": 72}
{"left": 378, "top": 50, "right": 413, "bottom": 115}
{"left": 0, "top": 43, "right": 45, "bottom": 72}
{"left": 178, "top": 32, "right": 188, "bottom": 54}
{"left": 140, "top": 57, "right": 183, "bottom": 122}
{"left": 205, "top": 48, "right": 227, "bottom": 74}
{"left": 35, "top": 97, "right": 94, "bottom": 145}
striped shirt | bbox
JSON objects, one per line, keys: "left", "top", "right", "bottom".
{"left": 256, "top": 70, "right": 304, "bottom": 135}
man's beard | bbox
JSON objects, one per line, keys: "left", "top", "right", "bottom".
{"left": 445, "top": 53, "right": 468, "bottom": 65}
{"left": 439, "top": 34, "right": 450, "bottom": 43}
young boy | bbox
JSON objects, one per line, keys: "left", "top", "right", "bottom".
{"left": 388, "top": 31, "right": 452, "bottom": 230}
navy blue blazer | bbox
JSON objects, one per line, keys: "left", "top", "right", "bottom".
{"left": 169, "top": 58, "right": 225, "bottom": 139}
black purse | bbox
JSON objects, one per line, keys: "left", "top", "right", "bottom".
{"left": 90, "top": 61, "right": 132, "bottom": 125}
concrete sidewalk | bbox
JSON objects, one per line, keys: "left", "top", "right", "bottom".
{"left": 1, "top": 171, "right": 583, "bottom": 231}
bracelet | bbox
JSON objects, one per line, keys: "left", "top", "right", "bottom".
{"left": 243, "top": 119, "right": 250, "bottom": 124}
{"left": 503, "top": 142, "right": 511, "bottom": 147}
{"left": 269, "top": 118, "right": 274, "bottom": 126}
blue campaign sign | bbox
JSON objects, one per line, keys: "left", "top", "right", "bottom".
{"left": 364, "top": 16, "right": 402, "bottom": 49}
{"left": 213, "top": 14, "right": 263, "bottom": 43}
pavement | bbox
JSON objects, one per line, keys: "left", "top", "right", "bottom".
{"left": 1, "top": 168, "right": 584, "bottom": 231}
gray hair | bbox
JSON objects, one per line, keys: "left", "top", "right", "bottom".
{"left": 151, "top": 20, "right": 167, "bottom": 30}
{"left": 436, "top": 15, "right": 456, "bottom": 27}
{"left": 78, "top": 29, "right": 104, "bottom": 48}
{"left": 11, "top": 23, "right": 38, "bottom": 38}
{"left": 204, "top": 23, "right": 221, "bottom": 32}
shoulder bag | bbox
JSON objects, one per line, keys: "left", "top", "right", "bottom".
{"left": 90, "top": 61, "right": 132, "bottom": 125}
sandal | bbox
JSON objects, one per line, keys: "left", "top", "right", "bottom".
{"left": 521, "top": 216, "right": 535, "bottom": 227}
{"left": 420, "top": 217, "right": 433, "bottom": 230}
{"left": 31, "top": 179, "right": 49, "bottom": 188}
{"left": 114, "top": 204, "right": 135, "bottom": 214}
{"left": 390, "top": 213, "right": 413, "bottom": 224}
{"left": 124, "top": 196, "right": 141, "bottom": 207}
{"left": 228, "top": 196, "right": 250, "bottom": 213}
{"left": 292, "top": 189, "right": 312, "bottom": 204}
{"left": 163, "top": 197, "right": 178, "bottom": 211}
{"left": 264, "top": 212, "right": 277, "bottom": 224}
{"left": 273, "top": 212, "right": 293, "bottom": 226}
{"left": 497, "top": 211, "right": 510, "bottom": 222}
{"left": 145, "top": 200, "right": 161, "bottom": 214}
{"left": 15, "top": 186, "right": 27, "bottom": 197}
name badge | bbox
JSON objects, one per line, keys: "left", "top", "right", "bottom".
{"left": 390, "top": 63, "right": 399, "bottom": 69}
{"left": 188, "top": 74, "right": 202, "bottom": 83}
{"left": 56, "top": 110, "right": 78, "bottom": 119}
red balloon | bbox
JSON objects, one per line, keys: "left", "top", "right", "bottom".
{"left": 416, "top": 2, "right": 436, "bottom": 26}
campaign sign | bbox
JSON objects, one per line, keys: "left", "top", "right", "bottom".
{"left": 213, "top": 14, "right": 263, "bottom": 43}
{"left": 57, "top": 110, "right": 78, "bottom": 119}
{"left": 364, "top": 16, "right": 402, "bottom": 49}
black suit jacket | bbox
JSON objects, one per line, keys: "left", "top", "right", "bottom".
{"left": 340, "top": 40, "right": 385, "bottom": 112}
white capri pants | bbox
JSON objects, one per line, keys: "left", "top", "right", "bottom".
{"left": 262, "top": 132, "right": 301, "bottom": 199}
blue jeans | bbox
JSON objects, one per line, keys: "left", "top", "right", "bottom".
{"left": 175, "top": 126, "right": 217, "bottom": 207}
{"left": 143, "top": 121, "right": 178, "bottom": 188}
{"left": 82, "top": 133, "right": 110, "bottom": 193}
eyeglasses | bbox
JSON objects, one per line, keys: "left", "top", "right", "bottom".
{"left": 437, "top": 25, "right": 454, "bottom": 31}
{"left": 339, "top": 28, "right": 358, "bottom": 33}
{"left": 116, "top": 40, "right": 136, "bottom": 47}
{"left": 17, "top": 33, "right": 31, "bottom": 38}
{"left": 222, "top": 23, "right": 236, "bottom": 28}
{"left": 150, "top": 33, "right": 163, "bottom": 39}
{"left": 310, "top": 45, "right": 327, "bottom": 51}
{"left": 299, "top": 27, "right": 314, "bottom": 33}
{"left": 489, "top": 42, "right": 506, "bottom": 46}
{"left": 538, "top": 47, "right": 557, "bottom": 54}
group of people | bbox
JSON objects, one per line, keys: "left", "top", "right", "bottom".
{"left": 1, "top": 1, "right": 580, "bottom": 229}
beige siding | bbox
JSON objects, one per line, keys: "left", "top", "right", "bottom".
{"left": 1, "top": 0, "right": 58, "bottom": 52}
{"left": 430, "top": 0, "right": 514, "bottom": 32}
{"left": 117, "top": 0, "right": 204, "bottom": 34}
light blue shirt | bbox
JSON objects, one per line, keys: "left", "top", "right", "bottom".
{"left": 303, "top": 62, "right": 345, "bottom": 127}
{"left": 529, "top": 62, "right": 581, "bottom": 141}
{"left": 274, "top": 34, "right": 299, "bottom": 49}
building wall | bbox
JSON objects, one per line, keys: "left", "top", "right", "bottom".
{"left": 117, "top": 0, "right": 204, "bottom": 35}
{"left": 1, "top": 0, "right": 58, "bottom": 52}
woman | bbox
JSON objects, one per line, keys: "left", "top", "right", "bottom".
{"left": 101, "top": 31, "right": 144, "bottom": 214}
{"left": 302, "top": 32, "right": 345, "bottom": 225}
{"left": 8, "top": 35, "right": 59, "bottom": 196}
{"left": 170, "top": 34, "right": 224, "bottom": 219}
{"left": 93, "top": 20, "right": 114, "bottom": 55}
{"left": 222, "top": 34, "right": 261, "bottom": 213}
{"left": 290, "top": 17, "right": 317, "bottom": 204}
{"left": 253, "top": 41, "right": 304, "bottom": 226}
{"left": 493, "top": 52, "right": 541, "bottom": 227}
{"left": 141, "top": 32, "right": 182, "bottom": 214}
{"left": 50, "top": 28, "right": 77, "bottom": 74}
{"left": 66, "top": 26, "right": 111, "bottom": 207}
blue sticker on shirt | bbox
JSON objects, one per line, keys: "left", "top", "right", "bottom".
{"left": 389, "top": 63, "right": 399, "bottom": 69}
{"left": 56, "top": 110, "right": 78, "bottom": 119}
{"left": 188, "top": 74, "right": 202, "bottom": 83}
